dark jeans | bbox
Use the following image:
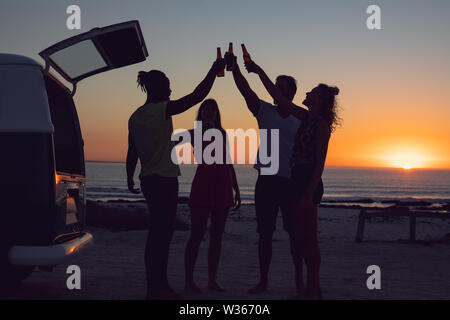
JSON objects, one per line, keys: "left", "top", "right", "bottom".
{"left": 140, "top": 174, "right": 179, "bottom": 295}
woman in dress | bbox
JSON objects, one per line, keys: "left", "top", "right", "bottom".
{"left": 183, "top": 99, "right": 241, "bottom": 293}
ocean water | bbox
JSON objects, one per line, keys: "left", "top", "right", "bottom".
{"left": 85, "top": 162, "right": 450, "bottom": 207}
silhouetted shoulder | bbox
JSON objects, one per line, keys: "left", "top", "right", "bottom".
{"left": 255, "top": 100, "right": 273, "bottom": 118}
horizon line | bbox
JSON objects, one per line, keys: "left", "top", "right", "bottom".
{"left": 84, "top": 160, "right": 450, "bottom": 170}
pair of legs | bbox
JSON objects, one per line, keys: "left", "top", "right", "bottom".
{"left": 291, "top": 203, "right": 321, "bottom": 299}
{"left": 184, "top": 206, "right": 229, "bottom": 293}
{"left": 141, "top": 174, "right": 180, "bottom": 300}
{"left": 290, "top": 164, "right": 324, "bottom": 299}
{"left": 250, "top": 174, "right": 304, "bottom": 294}
{"left": 250, "top": 230, "right": 305, "bottom": 295}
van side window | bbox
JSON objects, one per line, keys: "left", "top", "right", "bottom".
{"left": 44, "top": 75, "right": 85, "bottom": 176}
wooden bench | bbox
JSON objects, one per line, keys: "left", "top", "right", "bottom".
{"left": 355, "top": 209, "right": 450, "bottom": 242}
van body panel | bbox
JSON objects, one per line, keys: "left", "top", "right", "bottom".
{"left": 0, "top": 132, "right": 56, "bottom": 247}
{"left": 0, "top": 57, "right": 54, "bottom": 133}
{"left": 0, "top": 54, "right": 41, "bottom": 67}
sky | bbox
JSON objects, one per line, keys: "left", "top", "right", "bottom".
{"left": 1, "top": 0, "right": 449, "bottom": 169}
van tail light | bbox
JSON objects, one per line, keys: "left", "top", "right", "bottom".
{"left": 55, "top": 173, "right": 62, "bottom": 184}
{"left": 66, "top": 189, "right": 79, "bottom": 225}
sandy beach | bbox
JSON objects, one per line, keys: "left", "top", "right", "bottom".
{"left": 2, "top": 201, "right": 450, "bottom": 300}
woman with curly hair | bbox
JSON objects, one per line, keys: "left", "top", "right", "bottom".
{"left": 245, "top": 60, "right": 340, "bottom": 299}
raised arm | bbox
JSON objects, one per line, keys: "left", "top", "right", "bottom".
{"left": 245, "top": 61, "right": 308, "bottom": 121}
{"left": 227, "top": 53, "right": 260, "bottom": 116}
{"left": 166, "top": 59, "right": 225, "bottom": 118}
{"left": 126, "top": 131, "right": 140, "bottom": 194}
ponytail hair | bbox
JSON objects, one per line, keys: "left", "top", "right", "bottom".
{"left": 137, "top": 71, "right": 150, "bottom": 93}
{"left": 136, "top": 70, "right": 170, "bottom": 98}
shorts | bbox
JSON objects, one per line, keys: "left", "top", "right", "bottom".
{"left": 254, "top": 174, "right": 294, "bottom": 234}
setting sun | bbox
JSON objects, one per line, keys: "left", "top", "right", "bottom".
{"left": 384, "top": 149, "right": 429, "bottom": 169}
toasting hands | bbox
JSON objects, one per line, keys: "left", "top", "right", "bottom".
{"left": 224, "top": 52, "right": 237, "bottom": 70}
{"left": 244, "top": 60, "right": 262, "bottom": 74}
{"left": 211, "top": 58, "right": 226, "bottom": 74}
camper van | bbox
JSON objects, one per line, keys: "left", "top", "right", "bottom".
{"left": 0, "top": 20, "right": 149, "bottom": 286}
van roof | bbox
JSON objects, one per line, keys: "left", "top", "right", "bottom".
{"left": 0, "top": 53, "right": 41, "bottom": 67}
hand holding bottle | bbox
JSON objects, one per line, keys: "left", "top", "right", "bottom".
{"left": 241, "top": 44, "right": 251, "bottom": 62}
{"left": 244, "top": 60, "right": 262, "bottom": 74}
{"left": 215, "top": 48, "right": 225, "bottom": 77}
{"left": 226, "top": 42, "right": 234, "bottom": 71}
{"left": 224, "top": 51, "right": 237, "bottom": 70}
{"left": 211, "top": 55, "right": 226, "bottom": 76}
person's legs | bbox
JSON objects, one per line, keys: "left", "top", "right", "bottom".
{"left": 280, "top": 178, "right": 305, "bottom": 296}
{"left": 184, "top": 206, "right": 209, "bottom": 293}
{"left": 142, "top": 174, "right": 179, "bottom": 299}
{"left": 207, "top": 207, "right": 229, "bottom": 291}
{"left": 249, "top": 175, "right": 278, "bottom": 294}
{"left": 288, "top": 232, "right": 305, "bottom": 295}
{"left": 302, "top": 204, "right": 321, "bottom": 299}
{"left": 302, "top": 179, "right": 324, "bottom": 299}
{"left": 247, "top": 232, "right": 274, "bottom": 294}
{"left": 288, "top": 201, "right": 308, "bottom": 298}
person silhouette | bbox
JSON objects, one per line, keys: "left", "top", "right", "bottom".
{"left": 126, "top": 58, "right": 225, "bottom": 300}
{"left": 174, "top": 99, "right": 241, "bottom": 294}
{"left": 225, "top": 52, "right": 302, "bottom": 295}
{"left": 245, "top": 59, "right": 340, "bottom": 299}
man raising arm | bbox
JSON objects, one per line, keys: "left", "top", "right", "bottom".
{"left": 127, "top": 58, "right": 225, "bottom": 300}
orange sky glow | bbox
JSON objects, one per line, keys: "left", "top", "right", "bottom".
{"left": 9, "top": 1, "right": 444, "bottom": 170}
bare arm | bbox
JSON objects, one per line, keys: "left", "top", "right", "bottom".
{"left": 229, "top": 164, "right": 241, "bottom": 210}
{"left": 246, "top": 61, "right": 308, "bottom": 121}
{"left": 126, "top": 131, "right": 140, "bottom": 194}
{"left": 166, "top": 59, "right": 225, "bottom": 117}
{"left": 228, "top": 53, "right": 260, "bottom": 116}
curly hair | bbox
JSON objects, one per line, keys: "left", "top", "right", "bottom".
{"left": 317, "top": 83, "right": 342, "bottom": 133}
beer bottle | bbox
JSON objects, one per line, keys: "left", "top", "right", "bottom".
{"left": 241, "top": 44, "right": 251, "bottom": 62}
{"left": 217, "top": 47, "right": 224, "bottom": 77}
{"left": 226, "top": 42, "right": 234, "bottom": 71}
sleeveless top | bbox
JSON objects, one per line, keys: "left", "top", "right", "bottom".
{"left": 129, "top": 101, "right": 180, "bottom": 178}
{"left": 290, "top": 115, "right": 329, "bottom": 166}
